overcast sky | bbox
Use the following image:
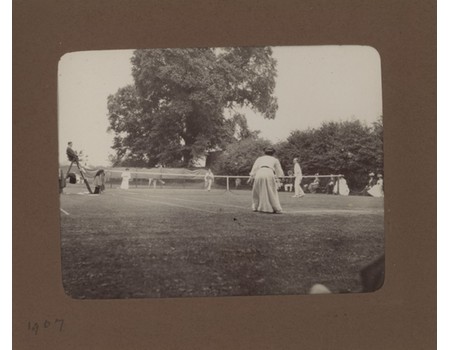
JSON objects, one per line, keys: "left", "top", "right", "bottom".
{"left": 58, "top": 46, "right": 382, "bottom": 166}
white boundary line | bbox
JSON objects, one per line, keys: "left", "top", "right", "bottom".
{"left": 131, "top": 192, "right": 250, "bottom": 210}
{"left": 119, "top": 190, "right": 382, "bottom": 215}
{"left": 284, "top": 209, "right": 383, "bottom": 215}
{"left": 60, "top": 208, "right": 70, "bottom": 215}
{"left": 113, "top": 193, "right": 217, "bottom": 214}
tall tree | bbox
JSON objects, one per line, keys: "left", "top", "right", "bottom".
{"left": 107, "top": 47, "right": 278, "bottom": 167}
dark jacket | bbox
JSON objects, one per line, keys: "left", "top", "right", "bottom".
{"left": 66, "top": 147, "right": 78, "bottom": 162}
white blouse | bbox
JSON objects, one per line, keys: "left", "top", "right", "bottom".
{"left": 250, "top": 155, "right": 284, "bottom": 178}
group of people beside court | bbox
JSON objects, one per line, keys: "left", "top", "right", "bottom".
{"left": 64, "top": 141, "right": 382, "bottom": 207}
{"left": 247, "top": 145, "right": 381, "bottom": 214}
{"left": 363, "top": 172, "right": 384, "bottom": 197}
{"left": 120, "top": 167, "right": 166, "bottom": 190}
{"left": 64, "top": 142, "right": 165, "bottom": 194}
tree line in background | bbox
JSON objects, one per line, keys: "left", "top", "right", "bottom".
{"left": 107, "top": 47, "right": 383, "bottom": 192}
{"left": 213, "top": 118, "right": 383, "bottom": 191}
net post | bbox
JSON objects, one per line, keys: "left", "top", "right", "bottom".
{"left": 226, "top": 176, "right": 230, "bottom": 192}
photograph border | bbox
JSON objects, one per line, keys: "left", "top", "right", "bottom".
{"left": 13, "top": 0, "right": 436, "bottom": 349}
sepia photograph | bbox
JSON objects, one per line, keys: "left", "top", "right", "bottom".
{"left": 58, "top": 45, "right": 384, "bottom": 299}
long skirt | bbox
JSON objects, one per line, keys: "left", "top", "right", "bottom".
{"left": 252, "top": 168, "right": 282, "bottom": 213}
{"left": 368, "top": 184, "right": 384, "bottom": 197}
{"left": 120, "top": 178, "right": 129, "bottom": 190}
{"left": 333, "top": 179, "right": 350, "bottom": 196}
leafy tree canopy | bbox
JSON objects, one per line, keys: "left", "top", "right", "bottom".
{"left": 275, "top": 118, "right": 383, "bottom": 191}
{"left": 212, "top": 137, "right": 273, "bottom": 176}
{"left": 107, "top": 47, "right": 278, "bottom": 167}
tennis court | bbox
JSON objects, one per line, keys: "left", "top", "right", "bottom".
{"left": 60, "top": 185, "right": 384, "bottom": 299}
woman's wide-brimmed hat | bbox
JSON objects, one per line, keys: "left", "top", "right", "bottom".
{"left": 377, "top": 174, "right": 383, "bottom": 178}
{"left": 369, "top": 172, "right": 375, "bottom": 176}
{"left": 264, "top": 146, "right": 276, "bottom": 154}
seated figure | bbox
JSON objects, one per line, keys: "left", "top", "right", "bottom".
{"left": 368, "top": 174, "right": 384, "bottom": 198}
{"left": 284, "top": 170, "right": 294, "bottom": 192}
{"left": 308, "top": 174, "right": 320, "bottom": 193}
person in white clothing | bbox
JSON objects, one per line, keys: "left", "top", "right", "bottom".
{"left": 120, "top": 168, "right": 131, "bottom": 189}
{"left": 249, "top": 147, "right": 284, "bottom": 214}
{"left": 292, "top": 158, "right": 305, "bottom": 198}
{"left": 368, "top": 174, "right": 384, "bottom": 197}
{"left": 333, "top": 175, "right": 350, "bottom": 196}
{"left": 204, "top": 169, "right": 214, "bottom": 191}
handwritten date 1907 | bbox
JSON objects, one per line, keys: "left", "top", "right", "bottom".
{"left": 27, "top": 319, "right": 64, "bottom": 335}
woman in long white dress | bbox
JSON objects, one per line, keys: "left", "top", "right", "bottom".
{"left": 120, "top": 168, "right": 131, "bottom": 190}
{"left": 249, "top": 147, "right": 284, "bottom": 214}
{"left": 333, "top": 175, "right": 350, "bottom": 196}
{"left": 368, "top": 174, "right": 384, "bottom": 197}
{"left": 204, "top": 169, "right": 214, "bottom": 191}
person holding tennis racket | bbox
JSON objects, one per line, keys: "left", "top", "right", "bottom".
{"left": 248, "top": 146, "right": 284, "bottom": 214}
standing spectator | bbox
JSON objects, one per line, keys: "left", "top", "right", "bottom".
{"left": 249, "top": 146, "right": 284, "bottom": 214}
{"left": 120, "top": 168, "right": 131, "bottom": 190}
{"left": 292, "top": 158, "right": 305, "bottom": 198}
{"left": 204, "top": 169, "right": 214, "bottom": 191}
{"left": 93, "top": 170, "right": 105, "bottom": 194}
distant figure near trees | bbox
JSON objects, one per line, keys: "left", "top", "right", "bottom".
{"left": 333, "top": 175, "right": 350, "bottom": 196}
{"left": 148, "top": 164, "right": 166, "bottom": 188}
{"left": 204, "top": 169, "right": 214, "bottom": 191}
{"left": 120, "top": 168, "right": 131, "bottom": 190}
{"left": 308, "top": 174, "right": 320, "bottom": 193}
{"left": 326, "top": 176, "right": 336, "bottom": 194}
{"left": 93, "top": 170, "right": 106, "bottom": 194}
{"left": 362, "top": 172, "right": 377, "bottom": 195}
{"left": 368, "top": 174, "right": 384, "bottom": 197}
{"left": 292, "top": 158, "right": 305, "bottom": 198}
{"left": 284, "top": 170, "right": 294, "bottom": 192}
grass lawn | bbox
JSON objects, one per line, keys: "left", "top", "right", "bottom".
{"left": 60, "top": 185, "right": 384, "bottom": 299}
